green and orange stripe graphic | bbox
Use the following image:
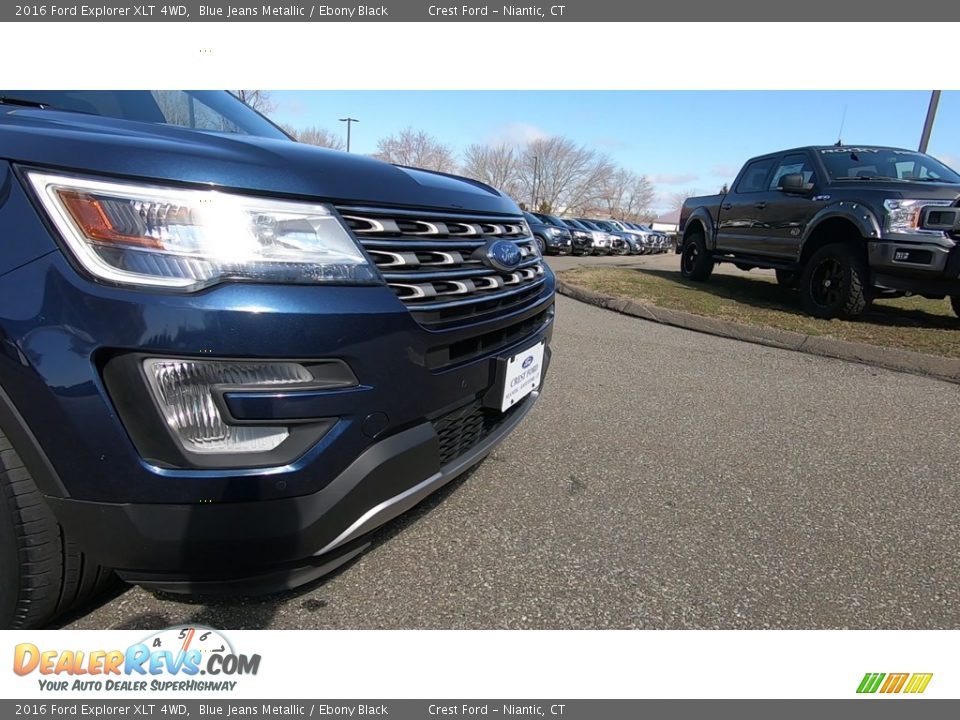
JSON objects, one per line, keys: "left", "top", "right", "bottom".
{"left": 857, "top": 672, "right": 933, "bottom": 694}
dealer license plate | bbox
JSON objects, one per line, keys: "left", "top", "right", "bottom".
{"left": 500, "top": 341, "right": 545, "bottom": 412}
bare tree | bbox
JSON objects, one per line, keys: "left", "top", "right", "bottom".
{"left": 461, "top": 143, "right": 522, "bottom": 199}
{"left": 519, "top": 137, "right": 614, "bottom": 214}
{"left": 373, "top": 128, "right": 458, "bottom": 173}
{"left": 231, "top": 90, "right": 275, "bottom": 115}
{"left": 288, "top": 125, "right": 346, "bottom": 150}
{"left": 593, "top": 168, "right": 655, "bottom": 220}
{"left": 667, "top": 188, "right": 704, "bottom": 211}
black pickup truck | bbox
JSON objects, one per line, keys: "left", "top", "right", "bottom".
{"left": 678, "top": 146, "right": 960, "bottom": 318}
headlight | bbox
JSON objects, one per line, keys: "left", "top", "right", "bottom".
{"left": 548, "top": 227, "right": 562, "bottom": 237}
{"left": 27, "top": 171, "right": 377, "bottom": 291}
{"left": 883, "top": 198, "right": 953, "bottom": 234}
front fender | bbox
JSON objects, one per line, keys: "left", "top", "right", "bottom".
{"left": 799, "top": 201, "right": 881, "bottom": 254}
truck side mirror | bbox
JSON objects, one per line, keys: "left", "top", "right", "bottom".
{"left": 778, "top": 173, "right": 811, "bottom": 193}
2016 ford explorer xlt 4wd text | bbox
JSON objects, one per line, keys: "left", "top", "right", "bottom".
{"left": 0, "top": 91, "right": 554, "bottom": 628}
{"left": 679, "top": 146, "right": 960, "bottom": 319}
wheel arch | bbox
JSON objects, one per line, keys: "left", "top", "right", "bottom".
{"left": 682, "top": 208, "right": 716, "bottom": 250}
{"left": 799, "top": 204, "right": 879, "bottom": 265}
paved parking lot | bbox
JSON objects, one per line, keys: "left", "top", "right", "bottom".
{"left": 62, "top": 266, "right": 960, "bottom": 629}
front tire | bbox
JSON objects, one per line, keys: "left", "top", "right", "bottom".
{"left": 1, "top": 429, "right": 115, "bottom": 628}
{"left": 800, "top": 243, "right": 870, "bottom": 318}
{"left": 535, "top": 235, "right": 547, "bottom": 255}
{"left": 680, "top": 231, "right": 713, "bottom": 281}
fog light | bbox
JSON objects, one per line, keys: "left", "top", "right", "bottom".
{"left": 143, "top": 359, "right": 313, "bottom": 454}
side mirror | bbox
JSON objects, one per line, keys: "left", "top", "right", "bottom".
{"left": 778, "top": 173, "right": 812, "bottom": 193}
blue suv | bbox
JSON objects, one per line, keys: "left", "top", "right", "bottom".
{"left": 0, "top": 91, "right": 554, "bottom": 628}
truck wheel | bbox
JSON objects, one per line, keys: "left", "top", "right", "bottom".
{"left": 680, "top": 231, "right": 713, "bottom": 281}
{"left": 800, "top": 243, "right": 870, "bottom": 318}
{"left": 951, "top": 296, "right": 960, "bottom": 319}
{"left": 0, "top": 429, "right": 115, "bottom": 628}
{"left": 775, "top": 269, "right": 801, "bottom": 289}
{"left": 535, "top": 236, "right": 547, "bottom": 255}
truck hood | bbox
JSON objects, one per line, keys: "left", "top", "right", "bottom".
{"left": 0, "top": 109, "right": 517, "bottom": 215}
{"left": 831, "top": 179, "right": 960, "bottom": 200}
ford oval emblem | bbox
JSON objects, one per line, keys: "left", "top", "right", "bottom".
{"left": 480, "top": 240, "right": 523, "bottom": 273}
{"left": 522, "top": 355, "right": 534, "bottom": 369}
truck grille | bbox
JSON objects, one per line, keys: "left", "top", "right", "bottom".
{"left": 336, "top": 205, "right": 548, "bottom": 327}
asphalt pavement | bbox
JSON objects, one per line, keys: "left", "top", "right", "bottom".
{"left": 62, "top": 263, "right": 960, "bottom": 629}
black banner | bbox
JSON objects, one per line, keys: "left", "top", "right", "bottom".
{"left": 3, "top": 0, "right": 957, "bottom": 22}
{"left": 3, "top": 700, "right": 959, "bottom": 719}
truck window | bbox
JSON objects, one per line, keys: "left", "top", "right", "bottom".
{"left": 769, "top": 154, "right": 816, "bottom": 189}
{"left": 735, "top": 159, "right": 775, "bottom": 193}
{"left": 819, "top": 147, "right": 960, "bottom": 182}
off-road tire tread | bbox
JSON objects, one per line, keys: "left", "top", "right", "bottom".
{"left": 800, "top": 243, "right": 869, "bottom": 318}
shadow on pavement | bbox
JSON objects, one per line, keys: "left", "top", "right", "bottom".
{"left": 637, "top": 267, "right": 960, "bottom": 331}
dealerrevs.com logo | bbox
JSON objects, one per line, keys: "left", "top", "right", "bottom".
{"left": 13, "top": 626, "right": 260, "bottom": 692}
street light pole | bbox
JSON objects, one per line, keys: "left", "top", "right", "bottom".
{"left": 919, "top": 91, "right": 941, "bottom": 154}
{"left": 339, "top": 117, "right": 359, "bottom": 152}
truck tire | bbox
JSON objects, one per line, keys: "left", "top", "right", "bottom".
{"left": 680, "top": 231, "right": 713, "bottom": 281}
{"left": 951, "top": 296, "right": 960, "bottom": 319}
{"left": 0, "top": 429, "right": 114, "bottom": 628}
{"left": 775, "top": 269, "right": 801, "bottom": 289}
{"left": 800, "top": 243, "right": 870, "bottom": 318}
{"left": 535, "top": 235, "right": 547, "bottom": 255}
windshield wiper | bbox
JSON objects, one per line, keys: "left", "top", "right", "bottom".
{"left": 0, "top": 96, "right": 51, "bottom": 109}
{"left": 0, "top": 95, "right": 98, "bottom": 116}
{"left": 910, "top": 177, "right": 957, "bottom": 183}
{"left": 833, "top": 176, "right": 896, "bottom": 181}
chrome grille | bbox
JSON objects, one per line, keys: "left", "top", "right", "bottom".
{"left": 337, "top": 206, "right": 548, "bottom": 327}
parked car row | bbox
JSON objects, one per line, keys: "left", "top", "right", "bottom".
{"left": 523, "top": 211, "right": 672, "bottom": 256}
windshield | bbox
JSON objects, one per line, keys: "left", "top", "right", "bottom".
{"left": 540, "top": 214, "right": 567, "bottom": 228}
{"left": 819, "top": 147, "right": 960, "bottom": 183}
{"left": 0, "top": 91, "right": 289, "bottom": 140}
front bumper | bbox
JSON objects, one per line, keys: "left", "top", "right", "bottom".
{"left": 546, "top": 237, "right": 572, "bottom": 254}
{"left": 46, "top": 388, "right": 545, "bottom": 593}
{"left": 867, "top": 236, "right": 960, "bottom": 296}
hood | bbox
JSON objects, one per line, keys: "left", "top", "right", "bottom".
{"left": 831, "top": 178, "right": 960, "bottom": 201}
{"left": 0, "top": 109, "right": 518, "bottom": 215}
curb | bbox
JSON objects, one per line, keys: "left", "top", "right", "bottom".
{"left": 556, "top": 279, "right": 960, "bottom": 385}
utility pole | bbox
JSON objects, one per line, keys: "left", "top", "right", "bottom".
{"left": 339, "top": 117, "right": 359, "bottom": 152}
{"left": 919, "top": 91, "right": 941, "bottom": 154}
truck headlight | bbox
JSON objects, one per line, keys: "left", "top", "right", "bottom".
{"left": 883, "top": 198, "right": 953, "bottom": 234}
{"left": 548, "top": 227, "right": 562, "bottom": 237}
{"left": 27, "top": 171, "right": 377, "bottom": 291}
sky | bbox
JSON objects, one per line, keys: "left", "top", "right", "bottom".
{"left": 268, "top": 90, "right": 960, "bottom": 214}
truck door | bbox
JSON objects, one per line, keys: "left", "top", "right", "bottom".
{"left": 715, "top": 157, "right": 776, "bottom": 255}
{"left": 764, "top": 152, "right": 818, "bottom": 259}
